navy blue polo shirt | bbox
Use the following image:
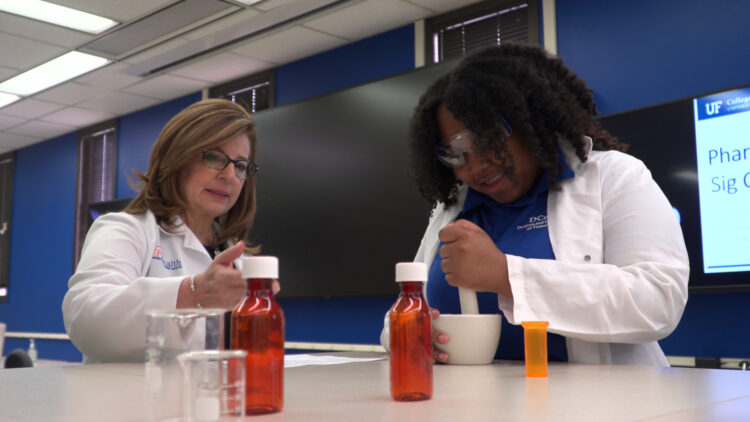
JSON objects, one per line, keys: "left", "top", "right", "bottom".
{"left": 427, "top": 161, "right": 575, "bottom": 361}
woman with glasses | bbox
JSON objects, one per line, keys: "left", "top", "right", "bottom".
{"left": 63, "top": 99, "right": 270, "bottom": 363}
{"left": 381, "top": 43, "right": 689, "bottom": 366}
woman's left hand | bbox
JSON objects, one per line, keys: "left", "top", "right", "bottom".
{"left": 438, "top": 219, "right": 512, "bottom": 297}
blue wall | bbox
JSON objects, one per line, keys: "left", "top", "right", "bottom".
{"left": 275, "top": 25, "right": 414, "bottom": 106}
{"left": 2, "top": 133, "right": 82, "bottom": 361}
{"left": 4, "top": 2, "right": 750, "bottom": 361}
{"left": 556, "top": 0, "right": 750, "bottom": 115}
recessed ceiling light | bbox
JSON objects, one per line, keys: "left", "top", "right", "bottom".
{"left": 0, "top": 92, "right": 20, "bottom": 109}
{"left": 0, "top": 51, "right": 111, "bottom": 97}
{"left": 0, "top": 0, "right": 118, "bottom": 34}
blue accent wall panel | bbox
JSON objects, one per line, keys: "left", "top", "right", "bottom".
{"left": 0, "top": 133, "right": 81, "bottom": 360}
{"left": 556, "top": 0, "right": 750, "bottom": 115}
{"left": 659, "top": 292, "right": 750, "bottom": 358}
{"left": 280, "top": 297, "right": 395, "bottom": 344}
{"left": 116, "top": 93, "right": 201, "bottom": 198}
{"left": 275, "top": 25, "right": 414, "bottom": 106}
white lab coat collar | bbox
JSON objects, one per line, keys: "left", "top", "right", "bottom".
{"left": 155, "top": 214, "right": 231, "bottom": 256}
{"left": 559, "top": 134, "right": 592, "bottom": 174}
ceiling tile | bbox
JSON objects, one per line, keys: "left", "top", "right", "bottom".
{"left": 6, "top": 120, "right": 76, "bottom": 139}
{"left": 0, "top": 99, "right": 65, "bottom": 119}
{"left": 0, "top": 132, "right": 42, "bottom": 149}
{"left": 0, "top": 114, "right": 26, "bottom": 131}
{"left": 40, "top": 107, "right": 116, "bottom": 127}
{"left": 0, "top": 13, "right": 92, "bottom": 49}
{"left": 182, "top": 8, "right": 261, "bottom": 41}
{"left": 253, "top": 0, "right": 298, "bottom": 11}
{"left": 122, "top": 74, "right": 206, "bottom": 100}
{"left": 303, "top": 0, "right": 430, "bottom": 40}
{"left": 0, "top": 65, "right": 15, "bottom": 80}
{"left": 34, "top": 83, "right": 108, "bottom": 106}
{"left": 169, "top": 52, "right": 272, "bottom": 83}
{"left": 78, "top": 91, "right": 161, "bottom": 116}
{"left": 119, "top": 37, "right": 191, "bottom": 66}
{"left": 232, "top": 25, "right": 347, "bottom": 64}
{"left": 0, "top": 33, "right": 66, "bottom": 70}
{"left": 75, "top": 62, "right": 144, "bottom": 90}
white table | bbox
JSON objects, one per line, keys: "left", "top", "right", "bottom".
{"left": 1, "top": 353, "right": 749, "bottom": 421}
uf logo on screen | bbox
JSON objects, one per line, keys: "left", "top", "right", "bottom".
{"left": 705, "top": 100, "right": 723, "bottom": 115}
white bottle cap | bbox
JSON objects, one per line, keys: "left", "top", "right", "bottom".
{"left": 241, "top": 256, "right": 278, "bottom": 279}
{"left": 395, "top": 262, "right": 427, "bottom": 282}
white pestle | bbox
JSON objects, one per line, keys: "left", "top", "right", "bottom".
{"left": 458, "top": 287, "right": 479, "bottom": 314}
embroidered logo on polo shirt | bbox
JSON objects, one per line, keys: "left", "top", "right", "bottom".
{"left": 516, "top": 214, "right": 548, "bottom": 232}
{"left": 152, "top": 245, "right": 182, "bottom": 270}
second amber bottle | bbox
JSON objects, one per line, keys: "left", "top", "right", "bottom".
{"left": 389, "top": 262, "right": 433, "bottom": 401}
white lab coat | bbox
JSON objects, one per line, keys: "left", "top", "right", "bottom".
{"left": 381, "top": 137, "right": 689, "bottom": 366}
{"left": 62, "top": 210, "right": 241, "bottom": 363}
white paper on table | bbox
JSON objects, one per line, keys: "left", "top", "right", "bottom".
{"left": 284, "top": 354, "right": 384, "bottom": 368}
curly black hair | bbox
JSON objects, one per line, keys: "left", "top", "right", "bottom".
{"left": 410, "top": 42, "right": 626, "bottom": 207}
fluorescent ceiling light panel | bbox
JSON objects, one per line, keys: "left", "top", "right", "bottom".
{"left": 0, "top": 0, "right": 118, "bottom": 34}
{"left": 0, "top": 92, "right": 20, "bottom": 108}
{"left": 0, "top": 52, "right": 111, "bottom": 97}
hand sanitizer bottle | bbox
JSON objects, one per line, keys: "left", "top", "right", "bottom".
{"left": 28, "top": 338, "right": 38, "bottom": 364}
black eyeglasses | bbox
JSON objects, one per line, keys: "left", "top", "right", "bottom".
{"left": 201, "top": 148, "right": 258, "bottom": 180}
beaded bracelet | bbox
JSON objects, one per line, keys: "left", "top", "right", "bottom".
{"left": 189, "top": 274, "right": 202, "bottom": 308}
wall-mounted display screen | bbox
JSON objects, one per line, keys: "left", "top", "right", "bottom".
{"left": 599, "top": 84, "right": 750, "bottom": 292}
{"left": 692, "top": 87, "right": 750, "bottom": 274}
{"left": 251, "top": 61, "right": 456, "bottom": 298}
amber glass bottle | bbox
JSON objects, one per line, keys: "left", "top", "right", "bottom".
{"left": 389, "top": 262, "right": 433, "bottom": 401}
{"left": 231, "top": 256, "right": 284, "bottom": 415}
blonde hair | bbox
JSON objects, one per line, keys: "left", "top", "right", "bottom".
{"left": 124, "top": 98, "right": 259, "bottom": 253}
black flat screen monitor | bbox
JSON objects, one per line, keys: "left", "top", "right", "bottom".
{"left": 598, "top": 84, "right": 750, "bottom": 292}
{"left": 251, "top": 61, "right": 456, "bottom": 298}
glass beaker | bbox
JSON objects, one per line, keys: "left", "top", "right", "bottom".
{"left": 144, "top": 308, "right": 226, "bottom": 421}
{"left": 178, "top": 350, "right": 247, "bottom": 421}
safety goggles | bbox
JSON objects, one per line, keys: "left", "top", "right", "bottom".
{"left": 435, "top": 130, "right": 482, "bottom": 167}
{"left": 435, "top": 116, "right": 513, "bottom": 167}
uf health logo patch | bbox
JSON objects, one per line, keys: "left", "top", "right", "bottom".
{"left": 152, "top": 245, "right": 182, "bottom": 270}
